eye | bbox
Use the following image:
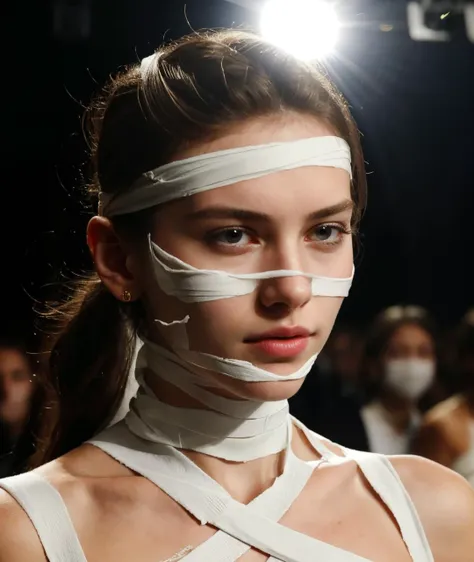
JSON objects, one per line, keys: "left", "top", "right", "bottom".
{"left": 309, "top": 224, "right": 350, "bottom": 245}
{"left": 209, "top": 228, "right": 254, "bottom": 247}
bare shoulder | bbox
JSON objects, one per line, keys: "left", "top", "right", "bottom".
{"left": 0, "top": 487, "right": 47, "bottom": 561}
{"left": 423, "top": 394, "right": 465, "bottom": 429}
{"left": 390, "top": 454, "right": 474, "bottom": 562}
{"left": 0, "top": 444, "right": 113, "bottom": 562}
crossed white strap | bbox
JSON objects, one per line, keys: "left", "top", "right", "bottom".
{"left": 90, "top": 422, "right": 372, "bottom": 562}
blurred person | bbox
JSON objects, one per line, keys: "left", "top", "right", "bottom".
{"left": 0, "top": 339, "right": 35, "bottom": 477}
{"left": 359, "top": 306, "right": 440, "bottom": 455}
{"left": 0, "top": 30, "right": 471, "bottom": 562}
{"left": 414, "top": 310, "right": 474, "bottom": 486}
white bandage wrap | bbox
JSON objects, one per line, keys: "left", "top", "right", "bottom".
{"left": 100, "top": 131, "right": 354, "bottom": 461}
{"left": 125, "top": 339, "right": 293, "bottom": 461}
{"left": 149, "top": 237, "right": 354, "bottom": 303}
{"left": 98, "top": 136, "right": 352, "bottom": 217}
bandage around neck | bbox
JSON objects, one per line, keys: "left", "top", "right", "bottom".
{"left": 124, "top": 340, "right": 292, "bottom": 461}
{"left": 98, "top": 135, "right": 352, "bottom": 217}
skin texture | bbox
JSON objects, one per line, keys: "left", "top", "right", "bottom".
{"left": 414, "top": 394, "right": 474, "bottom": 467}
{"left": 1, "top": 115, "right": 473, "bottom": 562}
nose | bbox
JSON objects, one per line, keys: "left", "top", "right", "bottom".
{"left": 258, "top": 272, "right": 312, "bottom": 313}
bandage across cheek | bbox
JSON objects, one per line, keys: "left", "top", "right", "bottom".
{"left": 149, "top": 238, "right": 353, "bottom": 384}
{"left": 148, "top": 236, "right": 354, "bottom": 303}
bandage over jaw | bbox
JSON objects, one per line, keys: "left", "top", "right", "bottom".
{"left": 99, "top": 133, "right": 354, "bottom": 460}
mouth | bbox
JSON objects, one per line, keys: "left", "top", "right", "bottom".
{"left": 244, "top": 327, "right": 314, "bottom": 359}
{"left": 244, "top": 326, "right": 311, "bottom": 343}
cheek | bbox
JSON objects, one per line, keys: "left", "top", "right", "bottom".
{"left": 316, "top": 297, "right": 344, "bottom": 348}
{"left": 185, "top": 296, "right": 252, "bottom": 353}
{"left": 6, "top": 382, "right": 32, "bottom": 402}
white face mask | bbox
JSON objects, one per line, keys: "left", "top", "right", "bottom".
{"left": 384, "top": 358, "right": 435, "bottom": 400}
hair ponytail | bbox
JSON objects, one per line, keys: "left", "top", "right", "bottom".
{"left": 29, "top": 275, "right": 140, "bottom": 467}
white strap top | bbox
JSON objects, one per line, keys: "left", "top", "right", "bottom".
{"left": 451, "top": 421, "right": 474, "bottom": 487}
{"left": 0, "top": 471, "right": 87, "bottom": 562}
{"left": 0, "top": 419, "right": 434, "bottom": 562}
{"left": 361, "top": 401, "right": 420, "bottom": 455}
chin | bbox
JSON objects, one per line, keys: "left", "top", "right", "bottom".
{"left": 224, "top": 377, "right": 306, "bottom": 403}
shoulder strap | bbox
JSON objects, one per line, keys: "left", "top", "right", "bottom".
{"left": 0, "top": 472, "right": 88, "bottom": 562}
{"left": 90, "top": 423, "right": 372, "bottom": 562}
{"left": 345, "top": 450, "right": 434, "bottom": 562}
{"left": 295, "top": 421, "right": 434, "bottom": 562}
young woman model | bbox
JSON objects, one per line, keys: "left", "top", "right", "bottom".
{"left": 359, "top": 306, "right": 439, "bottom": 455}
{"left": 0, "top": 30, "right": 472, "bottom": 562}
{"left": 415, "top": 310, "right": 474, "bottom": 486}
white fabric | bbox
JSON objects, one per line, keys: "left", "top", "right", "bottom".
{"left": 149, "top": 236, "right": 354, "bottom": 304}
{"left": 124, "top": 338, "right": 299, "bottom": 461}
{"left": 99, "top": 136, "right": 352, "bottom": 217}
{"left": 361, "top": 401, "right": 420, "bottom": 455}
{"left": 0, "top": 471, "right": 87, "bottom": 562}
{"left": 92, "top": 422, "right": 432, "bottom": 562}
{"left": 107, "top": 337, "right": 143, "bottom": 427}
{"left": 452, "top": 420, "right": 474, "bottom": 487}
{"left": 0, "top": 420, "right": 434, "bottom": 562}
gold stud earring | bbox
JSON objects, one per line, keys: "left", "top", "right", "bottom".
{"left": 122, "top": 290, "right": 132, "bottom": 303}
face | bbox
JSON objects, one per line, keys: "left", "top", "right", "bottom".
{"left": 383, "top": 323, "right": 436, "bottom": 363}
{"left": 0, "top": 348, "right": 34, "bottom": 429}
{"left": 128, "top": 115, "right": 354, "bottom": 399}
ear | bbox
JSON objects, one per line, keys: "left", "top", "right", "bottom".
{"left": 87, "top": 216, "right": 141, "bottom": 302}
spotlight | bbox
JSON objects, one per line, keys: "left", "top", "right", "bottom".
{"left": 260, "top": 0, "right": 341, "bottom": 60}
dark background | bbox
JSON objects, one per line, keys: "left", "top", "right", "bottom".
{"left": 3, "top": 0, "right": 474, "bottom": 346}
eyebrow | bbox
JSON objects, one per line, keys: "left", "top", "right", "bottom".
{"left": 185, "top": 199, "right": 354, "bottom": 223}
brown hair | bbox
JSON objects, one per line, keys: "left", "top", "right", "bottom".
{"left": 31, "top": 29, "right": 367, "bottom": 467}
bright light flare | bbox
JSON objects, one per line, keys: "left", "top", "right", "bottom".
{"left": 260, "top": 0, "right": 341, "bottom": 60}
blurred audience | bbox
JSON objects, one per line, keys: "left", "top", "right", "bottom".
{"left": 359, "top": 306, "right": 442, "bottom": 455}
{"left": 0, "top": 338, "right": 36, "bottom": 477}
{"left": 414, "top": 310, "right": 474, "bottom": 486}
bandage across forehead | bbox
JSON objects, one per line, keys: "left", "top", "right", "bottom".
{"left": 98, "top": 135, "right": 352, "bottom": 216}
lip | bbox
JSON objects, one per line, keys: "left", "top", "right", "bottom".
{"left": 245, "top": 326, "right": 311, "bottom": 342}
{"left": 248, "top": 336, "right": 310, "bottom": 358}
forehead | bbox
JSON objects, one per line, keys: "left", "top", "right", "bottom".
{"left": 0, "top": 349, "right": 29, "bottom": 372}
{"left": 389, "top": 324, "right": 432, "bottom": 345}
{"left": 172, "top": 115, "right": 351, "bottom": 217}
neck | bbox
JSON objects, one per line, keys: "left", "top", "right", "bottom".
{"left": 125, "top": 342, "right": 292, "bottom": 500}
{"left": 378, "top": 389, "right": 415, "bottom": 433}
{"left": 143, "top": 368, "right": 287, "bottom": 502}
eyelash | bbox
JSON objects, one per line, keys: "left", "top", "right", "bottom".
{"left": 206, "top": 223, "right": 352, "bottom": 250}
